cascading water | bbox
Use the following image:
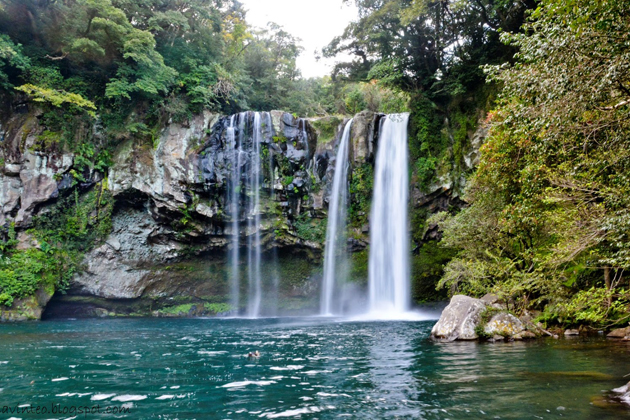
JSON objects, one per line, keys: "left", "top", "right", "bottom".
{"left": 247, "top": 113, "right": 263, "bottom": 318}
{"left": 320, "top": 119, "right": 353, "bottom": 316}
{"left": 228, "top": 111, "right": 268, "bottom": 318}
{"left": 265, "top": 112, "right": 281, "bottom": 316}
{"left": 228, "top": 115, "right": 240, "bottom": 313}
{"left": 368, "top": 113, "right": 410, "bottom": 315}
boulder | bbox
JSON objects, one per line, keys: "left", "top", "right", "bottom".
{"left": 484, "top": 312, "right": 525, "bottom": 336}
{"left": 431, "top": 295, "right": 487, "bottom": 340}
{"left": 480, "top": 293, "right": 499, "bottom": 305}
{"left": 607, "top": 326, "right": 630, "bottom": 339}
{"left": 521, "top": 331, "right": 537, "bottom": 339}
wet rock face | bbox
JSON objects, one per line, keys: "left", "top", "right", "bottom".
{"left": 431, "top": 295, "right": 487, "bottom": 340}
{"left": 349, "top": 111, "right": 382, "bottom": 165}
{"left": 0, "top": 112, "right": 76, "bottom": 227}
{"left": 71, "top": 207, "right": 184, "bottom": 299}
{"left": 0, "top": 107, "right": 372, "bottom": 314}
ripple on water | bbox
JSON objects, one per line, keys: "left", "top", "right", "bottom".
{"left": 261, "top": 406, "right": 322, "bottom": 418}
{"left": 1, "top": 318, "right": 629, "bottom": 419}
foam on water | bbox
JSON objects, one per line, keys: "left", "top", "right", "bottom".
{"left": 91, "top": 394, "right": 115, "bottom": 401}
{"left": 263, "top": 406, "right": 322, "bottom": 418}
{"left": 222, "top": 380, "right": 277, "bottom": 388}
{"left": 111, "top": 395, "right": 148, "bottom": 402}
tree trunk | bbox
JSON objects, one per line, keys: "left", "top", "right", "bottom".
{"left": 604, "top": 266, "right": 612, "bottom": 307}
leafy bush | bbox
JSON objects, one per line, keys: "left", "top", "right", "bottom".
{"left": 294, "top": 213, "right": 326, "bottom": 243}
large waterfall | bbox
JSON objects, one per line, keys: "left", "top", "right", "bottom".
{"left": 368, "top": 113, "right": 410, "bottom": 315}
{"left": 320, "top": 119, "right": 353, "bottom": 316}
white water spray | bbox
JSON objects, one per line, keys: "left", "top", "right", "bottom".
{"left": 368, "top": 113, "right": 410, "bottom": 315}
{"left": 321, "top": 119, "right": 353, "bottom": 316}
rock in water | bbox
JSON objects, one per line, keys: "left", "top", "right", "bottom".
{"left": 431, "top": 295, "right": 487, "bottom": 340}
{"left": 607, "top": 327, "right": 630, "bottom": 339}
{"left": 484, "top": 312, "right": 525, "bottom": 337}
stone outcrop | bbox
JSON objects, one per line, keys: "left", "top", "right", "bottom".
{"left": 0, "top": 106, "right": 386, "bottom": 319}
{"left": 431, "top": 295, "right": 487, "bottom": 340}
{"left": 0, "top": 111, "right": 76, "bottom": 227}
{"left": 432, "top": 294, "right": 536, "bottom": 342}
{"left": 607, "top": 326, "right": 630, "bottom": 339}
{"left": 483, "top": 312, "right": 525, "bottom": 336}
{"left": 0, "top": 287, "right": 54, "bottom": 321}
{"left": 72, "top": 110, "right": 326, "bottom": 303}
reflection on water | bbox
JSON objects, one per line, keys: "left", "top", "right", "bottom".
{"left": 0, "top": 318, "right": 629, "bottom": 419}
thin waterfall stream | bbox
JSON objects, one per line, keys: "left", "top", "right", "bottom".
{"left": 247, "top": 112, "right": 263, "bottom": 318}
{"left": 320, "top": 119, "right": 353, "bottom": 316}
{"left": 228, "top": 114, "right": 240, "bottom": 313}
{"left": 228, "top": 111, "right": 269, "bottom": 318}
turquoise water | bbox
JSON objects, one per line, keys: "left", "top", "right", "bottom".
{"left": 1, "top": 318, "right": 629, "bottom": 419}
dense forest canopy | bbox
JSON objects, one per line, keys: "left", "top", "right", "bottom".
{"left": 0, "top": 0, "right": 337, "bottom": 133}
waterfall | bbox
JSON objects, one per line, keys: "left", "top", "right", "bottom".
{"left": 228, "top": 111, "right": 267, "bottom": 318}
{"left": 265, "top": 112, "right": 281, "bottom": 316}
{"left": 368, "top": 113, "right": 410, "bottom": 315}
{"left": 228, "top": 115, "right": 240, "bottom": 313}
{"left": 320, "top": 119, "right": 353, "bottom": 316}
{"left": 247, "top": 113, "right": 263, "bottom": 318}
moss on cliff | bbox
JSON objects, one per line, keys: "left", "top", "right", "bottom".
{"left": 311, "top": 116, "right": 344, "bottom": 145}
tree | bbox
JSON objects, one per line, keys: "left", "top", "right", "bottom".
{"left": 437, "top": 0, "right": 630, "bottom": 324}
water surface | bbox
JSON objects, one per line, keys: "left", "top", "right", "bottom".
{"left": 1, "top": 318, "right": 629, "bottom": 419}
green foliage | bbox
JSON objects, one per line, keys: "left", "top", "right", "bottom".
{"left": 337, "top": 81, "right": 410, "bottom": 115}
{"left": 15, "top": 84, "right": 96, "bottom": 116}
{"left": 0, "top": 249, "right": 53, "bottom": 307}
{"left": 294, "top": 213, "right": 326, "bottom": 244}
{"left": 411, "top": 241, "right": 455, "bottom": 303}
{"left": 0, "top": 33, "right": 29, "bottom": 89}
{"left": 34, "top": 186, "right": 113, "bottom": 252}
{"left": 408, "top": 96, "right": 444, "bottom": 191}
{"left": 0, "top": 0, "right": 336, "bottom": 143}
{"left": 349, "top": 163, "right": 373, "bottom": 228}
{"left": 435, "top": 0, "right": 630, "bottom": 325}
{"left": 0, "top": 184, "right": 113, "bottom": 308}
{"left": 159, "top": 303, "right": 194, "bottom": 315}
{"left": 311, "top": 116, "right": 344, "bottom": 144}
{"left": 325, "top": 0, "right": 530, "bottom": 96}
{"left": 548, "top": 288, "right": 630, "bottom": 327}
{"left": 349, "top": 249, "right": 369, "bottom": 285}
{"left": 203, "top": 302, "right": 232, "bottom": 314}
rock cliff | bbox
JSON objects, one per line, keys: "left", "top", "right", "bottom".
{"left": 0, "top": 104, "right": 485, "bottom": 320}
